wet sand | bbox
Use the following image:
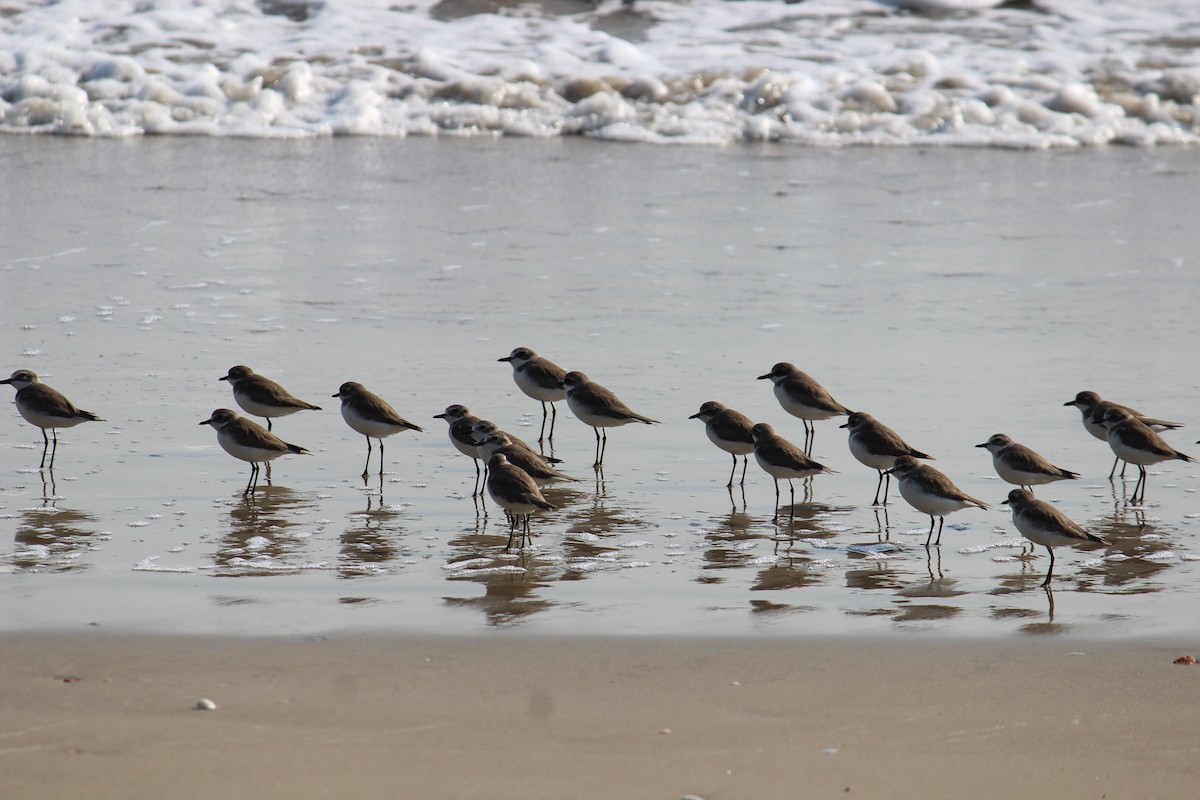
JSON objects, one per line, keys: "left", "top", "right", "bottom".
{"left": 5, "top": 631, "right": 1198, "bottom": 799}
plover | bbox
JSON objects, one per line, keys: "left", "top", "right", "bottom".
{"left": 839, "top": 411, "right": 932, "bottom": 506}
{"left": 1002, "top": 488, "right": 1109, "bottom": 587}
{"left": 975, "top": 433, "right": 1078, "bottom": 491}
{"left": 469, "top": 420, "right": 562, "bottom": 464}
{"left": 486, "top": 453, "right": 556, "bottom": 549}
{"left": 199, "top": 408, "right": 308, "bottom": 495}
{"left": 1100, "top": 407, "right": 1193, "bottom": 504}
{"left": 433, "top": 404, "right": 486, "bottom": 495}
{"left": 1, "top": 369, "right": 103, "bottom": 470}
{"left": 689, "top": 401, "right": 755, "bottom": 487}
{"left": 220, "top": 365, "right": 321, "bottom": 431}
{"left": 750, "top": 422, "right": 837, "bottom": 520}
{"left": 1064, "top": 391, "right": 1182, "bottom": 478}
{"left": 757, "top": 362, "right": 850, "bottom": 454}
{"left": 559, "top": 371, "right": 659, "bottom": 468}
{"left": 886, "top": 455, "right": 988, "bottom": 546}
{"left": 476, "top": 431, "right": 579, "bottom": 486}
{"left": 332, "top": 382, "right": 423, "bottom": 477}
{"left": 498, "top": 347, "right": 568, "bottom": 442}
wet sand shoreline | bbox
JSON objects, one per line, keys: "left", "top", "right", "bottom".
{"left": 5, "top": 630, "right": 1198, "bottom": 799}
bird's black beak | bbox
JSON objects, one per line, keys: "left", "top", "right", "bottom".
{"left": 756, "top": 373, "right": 771, "bottom": 380}
{"left": 331, "top": 392, "right": 340, "bottom": 398}
{"left": 688, "top": 412, "right": 701, "bottom": 419}
{"left": 199, "top": 419, "right": 212, "bottom": 426}
{"left": 1062, "top": 400, "right": 1075, "bottom": 407}
{"left": 497, "top": 357, "right": 512, "bottom": 363}
{"left": 974, "top": 443, "right": 988, "bottom": 448}
{"left": 219, "top": 376, "right": 229, "bottom": 382}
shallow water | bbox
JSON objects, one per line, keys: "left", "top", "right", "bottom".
{"left": 2, "top": 137, "right": 1199, "bottom": 638}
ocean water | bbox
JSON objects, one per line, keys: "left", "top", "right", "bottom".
{"left": 2, "top": 0, "right": 1200, "bottom": 146}
{"left": 2, "top": 135, "right": 1199, "bottom": 639}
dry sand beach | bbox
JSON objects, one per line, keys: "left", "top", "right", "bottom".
{"left": 5, "top": 633, "right": 1199, "bottom": 799}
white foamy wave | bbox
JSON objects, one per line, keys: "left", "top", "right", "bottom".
{"left": 1, "top": 0, "right": 1198, "bottom": 146}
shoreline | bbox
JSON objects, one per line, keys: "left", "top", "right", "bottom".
{"left": 6, "top": 630, "right": 1198, "bottom": 799}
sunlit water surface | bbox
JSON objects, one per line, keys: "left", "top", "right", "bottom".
{"left": 2, "top": 137, "right": 1199, "bottom": 638}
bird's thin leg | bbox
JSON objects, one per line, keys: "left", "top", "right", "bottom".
{"left": 266, "top": 418, "right": 273, "bottom": 432}
{"left": 548, "top": 403, "right": 558, "bottom": 441}
{"left": 934, "top": 516, "right": 946, "bottom": 546}
{"left": 925, "top": 516, "right": 936, "bottom": 547}
{"left": 244, "top": 462, "right": 258, "bottom": 496}
{"left": 1041, "top": 548, "right": 1056, "bottom": 588}
{"left": 378, "top": 439, "right": 386, "bottom": 477}
{"left": 38, "top": 428, "right": 49, "bottom": 469}
{"left": 362, "top": 436, "right": 372, "bottom": 478}
{"left": 599, "top": 429, "right": 608, "bottom": 466}
{"left": 538, "top": 401, "right": 549, "bottom": 443}
{"left": 1107, "top": 457, "right": 1119, "bottom": 479}
{"left": 1135, "top": 466, "right": 1148, "bottom": 504}
{"left": 882, "top": 471, "right": 891, "bottom": 506}
{"left": 1120, "top": 460, "right": 1129, "bottom": 478}
{"left": 772, "top": 479, "right": 781, "bottom": 522}
{"left": 739, "top": 456, "right": 748, "bottom": 486}
{"left": 788, "top": 479, "right": 796, "bottom": 520}
{"left": 592, "top": 427, "right": 602, "bottom": 467}
{"left": 872, "top": 471, "right": 884, "bottom": 506}
{"left": 48, "top": 429, "right": 60, "bottom": 470}
{"left": 727, "top": 454, "right": 737, "bottom": 488}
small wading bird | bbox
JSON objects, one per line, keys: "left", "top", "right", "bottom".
{"left": 887, "top": 456, "right": 988, "bottom": 546}
{"left": 1002, "top": 488, "right": 1109, "bottom": 588}
{"left": 220, "top": 365, "right": 321, "bottom": 431}
{"left": 1064, "top": 391, "right": 1182, "bottom": 478}
{"left": 559, "top": 371, "right": 658, "bottom": 468}
{"left": 750, "top": 422, "right": 837, "bottom": 521}
{"left": 689, "top": 401, "right": 755, "bottom": 487}
{"left": 332, "top": 382, "right": 423, "bottom": 477}
{"left": 498, "top": 347, "right": 568, "bottom": 443}
{"left": 757, "top": 362, "right": 851, "bottom": 455}
{"left": 840, "top": 411, "right": 932, "bottom": 506}
{"left": 975, "top": 433, "right": 1078, "bottom": 491}
{"left": 486, "top": 453, "right": 556, "bottom": 550}
{"left": 1101, "top": 407, "right": 1193, "bottom": 505}
{"left": 433, "top": 404, "right": 486, "bottom": 495}
{"left": 475, "top": 431, "right": 579, "bottom": 486}
{"left": 1, "top": 369, "right": 103, "bottom": 470}
{"left": 200, "top": 408, "right": 309, "bottom": 496}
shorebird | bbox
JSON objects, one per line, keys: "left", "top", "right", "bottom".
{"left": 689, "top": 401, "right": 755, "bottom": 487}
{"left": 757, "top": 363, "right": 850, "bottom": 454}
{"left": 975, "top": 433, "right": 1078, "bottom": 491}
{"left": 498, "top": 347, "right": 568, "bottom": 442}
{"left": 1064, "top": 391, "right": 1182, "bottom": 478}
{"left": 840, "top": 411, "right": 932, "bottom": 506}
{"left": 886, "top": 456, "right": 988, "bottom": 546}
{"left": 1, "top": 369, "right": 103, "bottom": 470}
{"left": 1101, "top": 407, "right": 1193, "bottom": 504}
{"left": 750, "top": 422, "right": 837, "bottom": 520}
{"left": 220, "top": 365, "right": 321, "bottom": 431}
{"left": 433, "top": 404, "right": 486, "bottom": 495}
{"left": 559, "top": 371, "right": 658, "bottom": 468}
{"left": 332, "top": 382, "right": 423, "bottom": 477}
{"left": 469, "top": 420, "right": 562, "bottom": 464}
{"left": 199, "top": 408, "right": 308, "bottom": 495}
{"left": 486, "top": 453, "right": 556, "bottom": 549}
{"left": 1002, "top": 488, "right": 1109, "bottom": 587}
{"left": 476, "top": 432, "right": 580, "bottom": 486}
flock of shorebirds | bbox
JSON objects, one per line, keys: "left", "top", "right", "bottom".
{"left": 3, "top": 346, "right": 1196, "bottom": 585}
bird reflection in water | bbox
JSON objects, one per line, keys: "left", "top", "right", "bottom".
{"left": 339, "top": 476, "right": 406, "bottom": 579}
{"left": 13, "top": 486, "right": 99, "bottom": 573}
{"left": 212, "top": 486, "right": 317, "bottom": 576}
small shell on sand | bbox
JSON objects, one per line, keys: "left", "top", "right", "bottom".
{"left": 1173, "top": 655, "right": 1196, "bottom": 665}
{"left": 195, "top": 698, "right": 218, "bottom": 710}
